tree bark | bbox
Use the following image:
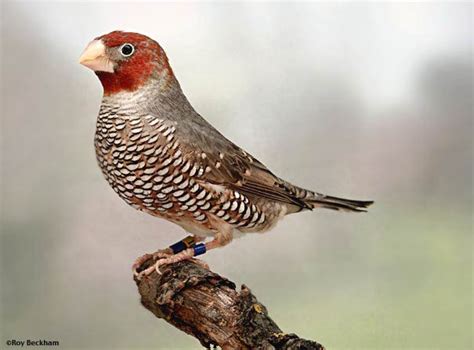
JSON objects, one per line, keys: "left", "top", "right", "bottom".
{"left": 134, "top": 256, "right": 325, "bottom": 349}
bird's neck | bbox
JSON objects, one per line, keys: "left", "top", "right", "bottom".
{"left": 100, "top": 74, "right": 194, "bottom": 120}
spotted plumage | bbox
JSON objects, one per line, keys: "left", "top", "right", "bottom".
{"left": 80, "top": 31, "right": 373, "bottom": 276}
{"left": 95, "top": 92, "right": 273, "bottom": 237}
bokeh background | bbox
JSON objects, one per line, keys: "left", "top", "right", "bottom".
{"left": 1, "top": 1, "right": 472, "bottom": 349}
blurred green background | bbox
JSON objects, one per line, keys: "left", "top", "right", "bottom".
{"left": 1, "top": 2, "right": 472, "bottom": 349}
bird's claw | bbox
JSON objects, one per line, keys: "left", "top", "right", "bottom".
{"left": 133, "top": 247, "right": 208, "bottom": 280}
{"left": 133, "top": 255, "right": 176, "bottom": 279}
{"left": 132, "top": 248, "right": 173, "bottom": 280}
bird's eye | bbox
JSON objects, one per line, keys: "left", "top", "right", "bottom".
{"left": 120, "top": 43, "right": 135, "bottom": 57}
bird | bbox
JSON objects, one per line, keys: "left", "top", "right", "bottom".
{"left": 79, "top": 31, "right": 373, "bottom": 278}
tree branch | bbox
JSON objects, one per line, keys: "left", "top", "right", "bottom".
{"left": 134, "top": 257, "right": 325, "bottom": 349}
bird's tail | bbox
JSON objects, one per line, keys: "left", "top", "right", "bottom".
{"left": 279, "top": 181, "right": 374, "bottom": 213}
{"left": 305, "top": 194, "right": 374, "bottom": 212}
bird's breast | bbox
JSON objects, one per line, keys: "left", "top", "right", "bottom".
{"left": 94, "top": 108, "right": 222, "bottom": 231}
{"left": 93, "top": 104, "right": 282, "bottom": 235}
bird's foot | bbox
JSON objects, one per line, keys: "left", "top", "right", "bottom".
{"left": 134, "top": 242, "right": 208, "bottom": 280}
{"left": 132, "top": 248, "right": 173, "bottom": 278}
{"left": 136, "top": 248, "right": 195, "bottom": 278}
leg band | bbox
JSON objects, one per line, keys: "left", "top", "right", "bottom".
{"left": 169, "top": 235, "right": 195, "bottom": 254}
{"left": 193, "top": 243, "right": 207, "bottom": 256}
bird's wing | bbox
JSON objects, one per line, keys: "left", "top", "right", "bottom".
{"left": 168, "top": 113, "right": 311, "bottom": 210}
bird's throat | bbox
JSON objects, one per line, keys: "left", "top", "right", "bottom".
{"left": 96, "top": 70, "right": 150, "bottom": 96}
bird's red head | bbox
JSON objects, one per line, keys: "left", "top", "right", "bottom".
{"left": 79, "top": 31, "right": 173, "bottom": 95}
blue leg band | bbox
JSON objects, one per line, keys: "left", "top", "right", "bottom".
{"left": 170, "top": 236, "right": 195, "bottom": 254}
{"left": 193, "top": 243, "right": 207, "bottom": 256}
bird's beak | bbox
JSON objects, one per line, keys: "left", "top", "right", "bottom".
{"left": 79, "top": 40, "right": 114, "bottom": 73}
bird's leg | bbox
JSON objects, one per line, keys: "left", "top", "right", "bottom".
{"left": 133, "top": 235, "right": 203, "bottom": 278}
{"left": 139, "top": 229, "right": 233, "bottom": 277}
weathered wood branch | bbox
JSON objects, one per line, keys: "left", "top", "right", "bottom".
{"left": 134, "top": 257, "right": 325, "bottom": 349}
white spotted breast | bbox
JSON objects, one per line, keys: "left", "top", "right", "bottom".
{"left": 95, "top": 103, "right": 274, "bottom": 234}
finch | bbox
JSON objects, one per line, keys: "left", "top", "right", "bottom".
{"left": 79, "top": 31, "right": 373, "bottom": 277}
